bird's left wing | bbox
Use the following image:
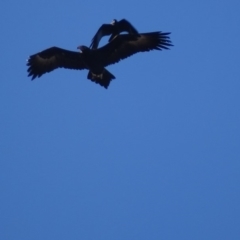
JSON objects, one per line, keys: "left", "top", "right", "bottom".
{"left": 90, "top": 24, "right": 113, "bottom": 49}
{"left": 27, "top": 47, "right": 86, "bottom": 80}
{"left": 98, "top": 32, "right": 173, "bottom": 67}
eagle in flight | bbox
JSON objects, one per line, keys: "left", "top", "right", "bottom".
{"left": 27, "top": 19, "right": 173, "bottom": 89}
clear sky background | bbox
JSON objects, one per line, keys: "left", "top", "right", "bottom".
{"left": 1, "top": 1, "right": 240, "bottom": 239}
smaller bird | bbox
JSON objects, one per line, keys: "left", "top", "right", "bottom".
{"left": 90, "top": 19, "right": 139, "bottom": 49}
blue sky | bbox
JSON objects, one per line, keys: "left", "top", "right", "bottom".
{"left": 1, "top": 0, "right": 240, "bottom": 239}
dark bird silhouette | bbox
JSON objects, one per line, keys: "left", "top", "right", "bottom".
{"left": 90, "top": 19, "right": 139, "bottom": 49}
{"left": 27, "top": 32, "right": 173, "bottom": 88}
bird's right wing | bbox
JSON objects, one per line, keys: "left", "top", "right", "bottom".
{"left": 27, "top": 47, "right": 86, "bottom": 80}
{"left": 99, "top": 32, "right": 173, "bottom": 67}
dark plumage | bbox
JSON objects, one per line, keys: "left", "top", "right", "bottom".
{"left": 27, "top": 32, "right": 173, "bottom": 88}
{"left": 90, "top": 19, "right": 139, "bottom": 49}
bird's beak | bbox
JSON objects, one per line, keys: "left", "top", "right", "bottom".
{"left": 110, "top": 19, "right": 116, "bottom": 25}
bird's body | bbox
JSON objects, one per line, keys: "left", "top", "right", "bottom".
{"left": 27, "top": 32, "right": 173, "bottom": 88}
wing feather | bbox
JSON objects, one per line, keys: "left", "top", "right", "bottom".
{"left": 27, "top": 47, "right": 85, "bottom": 80}
{"left": 98, "top": 32, "right": 173, "bottom": 67}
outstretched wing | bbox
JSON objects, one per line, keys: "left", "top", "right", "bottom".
{"left": 90, "top": 24, "right": 114, "bottom": 49}
{"left": 98, "top": 31, "right": 173, "bottom": 67}
{"left": 108, "top": 19, "right": 139, "bottom": 42}
{"left": 27, "top": 47, "right": 86, "bottom": 80}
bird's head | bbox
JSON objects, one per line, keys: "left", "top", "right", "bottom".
{"left": 110, "top": 19, "right": 117, "bottom": 25}
{"left": 77, "top": 45, "right": 90, "bottom": 53}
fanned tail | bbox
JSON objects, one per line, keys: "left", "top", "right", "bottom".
{"left": 87, "top": 69, "right": 115, "bottom": 89}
